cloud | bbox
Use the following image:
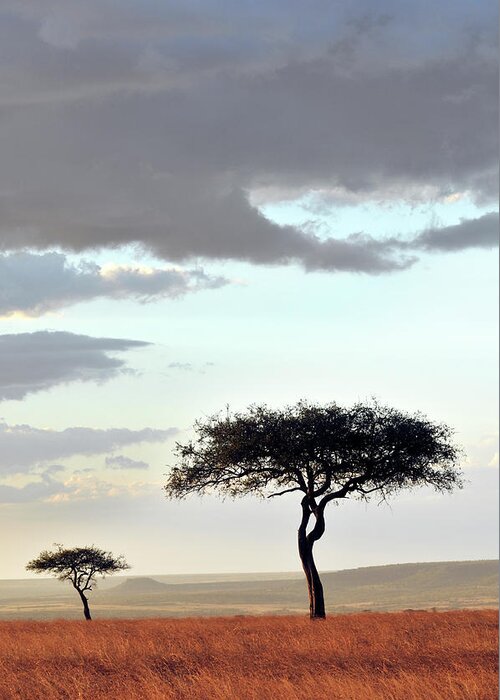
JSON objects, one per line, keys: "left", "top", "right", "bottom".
{"left": 0, "top": 421, "right": 177, "bottom": 475}
{"left": 105, "top": 455, "right": 149, "bottom": 470}
{"left": 168, "top": 361, "right": 216, "bottom": 374}
{"left": 0, "top": 252, "right": 229, "bottom": 317}
{"left": 370, "top": 212, "right": 499, "bottom": 258}
{"left": 0, "top": 218, "right": 493, "bottom": 321}
{"left": 465, "top": 433, "right": 500, "bottom": 471}
{"left": 0, "top": 469, "right": 158, "bottom": 504}
{"left": 47, "top": 473, "right": 159, "bottom": 503}
{"left": 0, "top": 331, "right": 150, "bottom": 400}
{"left": 0, "top": 469, "right": 68, "bottom": 504}
{"left": 488, "top": 452, "right": 499, "bottom": 468}
{"left": 0, "top": 1, "right": 496, "bottom": 274}
{"left": 410, "top": 212, "right": 499, "bottom": 252}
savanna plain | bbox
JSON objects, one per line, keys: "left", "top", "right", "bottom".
{"left": 1, "top": 609, "right": 497, "bottom": 700}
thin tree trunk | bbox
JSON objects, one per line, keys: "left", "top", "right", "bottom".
{"left": 298, "top": 497, "right": 326, "bottom": 619}
{"left": 298, "top": 537, "right": 326, "bottom": 618}
{"left": 78, "top": 590, "right": 92, "bottom": 621}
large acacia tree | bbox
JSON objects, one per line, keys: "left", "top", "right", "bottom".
{"left": 164, "top": 401, "right": 462, "bottom": 619}
{"left": 26, "top": 544, "right": 129, "bottom": 620}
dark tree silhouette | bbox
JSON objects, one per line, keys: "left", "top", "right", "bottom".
{"left": 26, "top": 544, "right": 129, "bottom": 620}
{"left": 164, "top": 400, "right": 462, "bottom": 619}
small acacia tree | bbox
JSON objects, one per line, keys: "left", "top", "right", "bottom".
{"left": 164, "top": 400, "right": 462, "bottom": 619}
{"left": 26, "top": 544, "right": 129, "bottom": 620}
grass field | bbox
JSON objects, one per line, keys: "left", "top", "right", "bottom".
{"left": 0, "top": 610, "right": 497, "bottom": 699}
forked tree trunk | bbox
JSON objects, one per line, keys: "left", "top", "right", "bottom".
{"left": 78, "top": 590, "right": 92, "bottom": 621}
{"left": 298, "top": 535, "right": 326, "bottom": 619}
{"left": 298, "top": 497, "right": 327, "bottom": 619}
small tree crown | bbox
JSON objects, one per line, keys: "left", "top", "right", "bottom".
{"left": 26, "top": 544, "right": 129, "bottom": 591}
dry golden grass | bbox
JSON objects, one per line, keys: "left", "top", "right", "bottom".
{"left": 0, "top": 610, "right": 497, "bottom": 699}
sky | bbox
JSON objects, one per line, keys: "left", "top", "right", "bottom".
{"left": 0, "top": 0, "right": 498, "bottom": 580}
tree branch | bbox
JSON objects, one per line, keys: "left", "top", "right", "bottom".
{"left": 268, "top": 486, "right": 304, "bottom": 498}
{"left": 82, "top": 568, "right": 95, "bottom": 592}
{"left": 298, "top": 496, "right": 312, "bottom": 540}
{"left": 292, "top": 469, "right": 308, "bottom": 492}
{"left": 313, "top": 471, "right": 332, "bottom": 498}
{"left": 318, "top": 475, "right": 365, "bottom": 507}
{"left": 306, "top": 500, "right": 326, "bottom": 544}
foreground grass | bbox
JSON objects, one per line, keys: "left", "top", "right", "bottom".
{"left": 0, "top": 610, "right": 497, "bottom": 699}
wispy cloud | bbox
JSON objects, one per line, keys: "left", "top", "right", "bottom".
{"left": 0, "top": 467, "right": 66, "bottom": 504}
{"left": 465, "top": 433, "right": 500, "bottom": 470}
{"left": 0, "top": 470, "right": 159, "bottom": 504}
{"left": 408, "top": 212, "right": 499, "bottom": 252}
{"left": 105, "top": 455, "right": 150, "bottom": 470}
{"left": 47, "top": 473, "right": 159, "bottom": 503}
{"left": 0, "top": 252, "right": 229, "bottom": 318}
{"left": 168, "top": 361, "right": 216, "bottom": 374}
{"left": 0, "top": 331, "right": 149, "bottom": 400}
{"left": 0, "top": 421, "right": 177, "bottom": 475}
{"left": 168, "top": 362, "right": 194, "bottom": 372}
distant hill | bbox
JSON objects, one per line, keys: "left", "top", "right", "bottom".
{"left": 88, "top": 559, "right": 500, "bottom": 615}
{"left": 103, "top": 577, "right": 173, "bottom": 596}
{"left": 0, "top": 560, "right": 497, "bottom": 620}
{"left": 318, "top": 560, "right": 498, "bottom": 611}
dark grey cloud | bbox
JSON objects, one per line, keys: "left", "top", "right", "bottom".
{"left": 0, "top": 421, "right": 177, "bottom": 474}
{"left": 105, "top": 455, "right": 149, "bottom": 470}
{"left": 0, "top": 1, "right": 496, "bottom": 273}
{"left": 0, "top": 252, "right": 228, "bottom": 317}
{"left": 411, "top": 211, "right": 499, "bottom": 252}
{"left": 0, "top": 331, "right": 150, "bottom": 400}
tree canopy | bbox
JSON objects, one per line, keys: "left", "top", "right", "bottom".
{"left": 26, "top": 544, "right": 129, "bottom": 620}
{"left": 165, "top": 400, "right": 462, "bottom": 503}
{"left": 165, "top": 400, "right": 463, "bottom": 618}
